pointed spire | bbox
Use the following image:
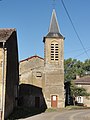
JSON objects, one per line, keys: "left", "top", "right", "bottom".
{"left": 49, "top": 9, "right": 60, "bottom": 33}
{"left": 44, "top": 9, "right": 64, "bottom": 39}
{"left": 43, "top": 9, "right": 64, "bottom": 42}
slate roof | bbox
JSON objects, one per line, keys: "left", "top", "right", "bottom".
{"left": 45, "top": 9, "right": 64, "bottom": 39}
{"left": 74, "top": 76, "right": 90, "bottom": 85}
{"left": 49, "top": 9, "right": 60, "bottom": 33}
{"left": 0, "top": 28, "right": 16, "bottom": 42}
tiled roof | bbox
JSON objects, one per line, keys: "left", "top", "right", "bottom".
{"left": 0, "top": 28, "right": 16, "bottom": 42}
{"left": 20, "top": 55, "right": 44, "bottom": 63}
{"left": 74, "top": 76, "right": 90, "bottom": 85}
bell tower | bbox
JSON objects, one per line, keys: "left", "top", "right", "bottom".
{"left": 43, "top": 9, "right": 65, "bottom": 108}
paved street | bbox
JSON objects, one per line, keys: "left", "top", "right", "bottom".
{"left": 19, "top": 109, "right": 90, "bottom": 120}
{"left": 55, "top": 109, "right": 90, "bottom": 120}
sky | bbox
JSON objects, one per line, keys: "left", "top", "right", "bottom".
{"left": 0, "top": 0, "right": 90, "bottom": 62}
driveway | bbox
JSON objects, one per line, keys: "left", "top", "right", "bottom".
{"left": 19, "top": 109, "right": 90, "bottom": 120}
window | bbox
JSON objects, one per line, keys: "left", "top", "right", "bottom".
{"left": 36, "top": 72, "right": 42, "bottom": 77}
{"left": 51, "top": 42, "right": 59, "bottom": 61}
{"left": 77, "top": 96, "right": 83, "bottom": 103}
{"left": 78, "top": 84, "right": 82, "bottom": 87}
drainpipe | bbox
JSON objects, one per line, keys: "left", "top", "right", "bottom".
{"left": 1, "top": 42, "right": 5, "bottom": 120}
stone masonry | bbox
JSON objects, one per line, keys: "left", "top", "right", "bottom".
{"left": 19, "top": 9, "right": 65, "bottom": 109}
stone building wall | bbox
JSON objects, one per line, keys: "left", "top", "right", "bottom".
{"left": 0, "top": 29, "right": 19, "bottom": 119}
{"left": 0, "top": 43, "right": 7, "bottom": 119}
{"left": 19, "top": 56, "right": 47, "bottom": 109}
{"left": 19, "top": 56, "right": 44, "bottom": 87}
{"left": 19, "top": 38, "right": 65, "bottom": 108}
{"left": 44, "top": 37, "right": 65, "bottom": 108}
{"left": 4, "top": 31, "right": 19, "bottom": 119}
{"left": 44, "top": 38, "right": 64, "bottom": 68}
{"left": 75, "top": 76, "right": 90, "bottom": 107}
{"left": 76, "top": 84, "right": 90, "bottom": 107}
{"left": 19, "top": 9, "right": 65, "bottom": 109}
{"left": 0, "top": 48, "right": 3, "bottom": 109}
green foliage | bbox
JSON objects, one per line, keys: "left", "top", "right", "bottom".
{"left": 64, "top": 58, "right": 90, "bottom": 81}
{"left": 64, "top": 58, "right": 84, "bottom": 81}
{"left": 83, "top": 59, "right": 90, "bottom": 72}
{"left": 64, "top": 58, "right": 90, "bottom": 105}
{"left": 70, "top": 82, "right": 90, "bottom": 97}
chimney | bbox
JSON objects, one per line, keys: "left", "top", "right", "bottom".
{"left": 76, "top": 75, "right": 80, "bottom": 79}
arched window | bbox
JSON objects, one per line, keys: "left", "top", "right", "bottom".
{"left": 51, "top": 42, "right": 59, "bottom": 61}
{"left": 77, "top": 96, "right": 83, "bottom": 104}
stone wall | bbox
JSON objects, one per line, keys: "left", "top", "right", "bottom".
{"left": 80, "top": 85, "right": 90, "bottom": 107}
{"left": 44, "top": 36, "right": 65, "bottom": 108}
{"left": 0, "top": 48, "right": 3, "bottom": 109}
{"left": 75, "top": 84, "right": 90, "bottom": 107}
{"left": 19, "top": 56, "right": 46, "bottom": 109}
{"left": 4, "top": 31, "right": 19, "bottom": 119}
{"left": 44, "top": 38, "right": 64, "bottom": 68}
{"left": 19, "top": 56, "right": 44, "bottom": 87}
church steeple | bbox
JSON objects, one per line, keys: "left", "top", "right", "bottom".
{"left": 49, "top": 9, "right": 60, "bottom": 34}
{"left": 43, "top": 9, "right": 65, "bottom": 109}
{"left": 43, "top": 9, "right": 64, "bottom": 41}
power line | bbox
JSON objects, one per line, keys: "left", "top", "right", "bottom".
{"left": 74, "top": 48, "right": 90, "bottom": 59}
{"left": 65, "top": 47, "right": 90, "bottom": 54}
{"left": 65, "top": 48, "right": 90, "bottom": 60}
{"left": 61, "top": 0, "right": 89, "bottom": 59}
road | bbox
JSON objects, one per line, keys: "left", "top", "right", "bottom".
{"left": 19, "top": 109, "right": 90, "bottom": 120}
{"left": 55, "top": 109, "right": 90, "bottom": 120}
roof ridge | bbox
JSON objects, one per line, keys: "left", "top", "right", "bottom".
{"left": 20, "top": 55, "right": 44, "bottom": 62}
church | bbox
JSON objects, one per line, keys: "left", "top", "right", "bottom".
{"left": 19, "top": 9, "right": 65, "bottom": 109}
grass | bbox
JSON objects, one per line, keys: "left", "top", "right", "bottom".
{"left": 45, "top": 105, "right": 90, "bottom": 113}
{"left": 65, "top": 105, "right": 90, "bottom": 110}
{"left": 45, "top": 108, "right": 57, "bottom": 112}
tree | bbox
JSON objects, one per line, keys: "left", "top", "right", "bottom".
{"left": 64, "top": 58, "right": 84, "bottom": 81}
{"left": 64, "top": 58, "right": 90, "bottom": 106}
{"left": 83, "top": 59, "right": 90, "bottom": 73}
{"left": 70, "top": 82, "right": 90, "bottom": 106}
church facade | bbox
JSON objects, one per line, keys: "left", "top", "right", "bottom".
{"left": 19, "top": 9, "right": 65, "bottom": 109}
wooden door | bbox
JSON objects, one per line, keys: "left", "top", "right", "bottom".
{"left": 51, "top": 95, "right": 57, "bottom": 108}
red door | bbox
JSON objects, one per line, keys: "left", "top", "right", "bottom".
{"left": 51, "top": 95, "right": 57, "bottom": 108}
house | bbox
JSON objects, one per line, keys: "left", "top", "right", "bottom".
{"left": 0, "top": 28, "right": 19, "bottom": 119}
{"left": 74, "top": 76, "right": 90, "bottom": 107}
{"left": 19, "top": 9, "right": 65, "bottom": 109}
